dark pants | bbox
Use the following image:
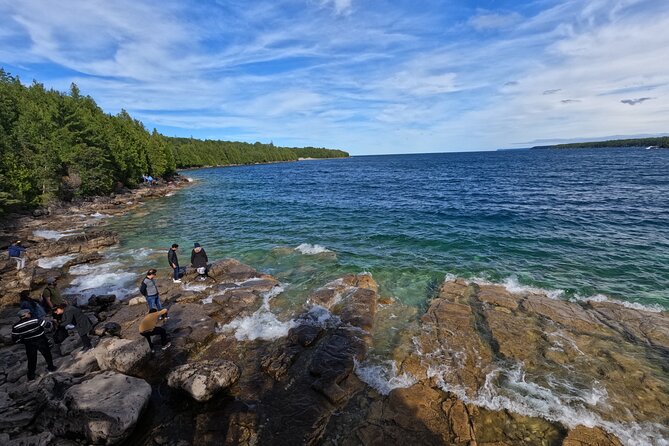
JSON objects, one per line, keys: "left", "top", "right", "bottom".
{"left": 141, "top": 327, "right": 167, "bottom": 350}
{"left": 81, "top": 334, "right": 92, "bottom": 349}
{"left": 172, "top": 266, "right": 185, "bottom": 280}
{"left": 25, "top": 337, "right": 55, "bottom": 380}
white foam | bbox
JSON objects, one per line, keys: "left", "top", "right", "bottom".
{"left": 91, "top": 212, "right": 110, "bottom": 218}
{"left": 217, "top": 285, "right": 296, "bottom": 341}
{"left": 427, "top": 361, "right": 668, "bottom": 446}
{"left": 201, "top": 296, "right": 213, "bottom": 305}
{"left": 33, "top": 230, "right": 69, "bottom": 240}
{"left": 355, "top": 359, "right": 417, "bottom": 395}
{"left": 37, "top": 254, "right": 76, "bottom": 269}
{"left": 181, "top": 282, "right": 212, "bottom": 292}
{"left": 186, "top": 177, "right": 194, "bottom": 182}
{"left": 294, "top": 243, "right": 332, "bottom": 255}
{"left": 65, "top": 261, "right": 137, "bottom": 304}
{"left": 572, "top": 294, "right": 664, "bottom": 313}
{"left": 165, "top": 192, "right": 174, "bottom": 197}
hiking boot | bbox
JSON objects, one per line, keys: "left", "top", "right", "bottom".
{"left": 161, "top": 342, "right": 172, "bottom": 350}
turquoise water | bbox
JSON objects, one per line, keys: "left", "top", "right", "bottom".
{"left": 107, "top": 148, "right": 669, "bottom": 310}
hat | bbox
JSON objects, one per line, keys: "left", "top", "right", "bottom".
{"left": 17, "top": 309, "right": 31, "bottom": 317}
{"left": 194, "top": 242, "right": 201, "bottom": 248}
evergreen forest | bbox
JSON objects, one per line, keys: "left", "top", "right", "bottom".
{"left": 0, "top": 70, "right": 348, "bottom": 213}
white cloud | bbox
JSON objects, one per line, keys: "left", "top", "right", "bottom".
{"left": 468, "top": 10, "right": 522, "bottom": 31}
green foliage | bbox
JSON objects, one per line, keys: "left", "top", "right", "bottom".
{"left": 167, "top": 137, "right": 348, "bottom": 168}
{"left": 532, "top": 137, "right": 669, "bottom": 149}
{"left": 0, "top": 69, "right": 176, "bottom": 212}
{"left": 0, "top": 69, "right": 348, "bottom": 213}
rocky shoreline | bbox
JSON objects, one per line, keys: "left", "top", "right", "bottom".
{"left": 0, "top": 182, "right": 667, "bottom": 445}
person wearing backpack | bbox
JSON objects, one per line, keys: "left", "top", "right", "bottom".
{"left": 140, "top": 269, "right": 163, "bottom": 311}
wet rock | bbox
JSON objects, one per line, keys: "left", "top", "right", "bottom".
{"left": 103, "top": 322, "right": 122, "bottom": 337}
{"left": 63, "top": 371, "right": 151, "bottom": 444}
{"left": 5, "top": 431, "right": 54, "bottom": 446}
{"left": 167, "top": 359, "right": 240, "bottom": 402}
{"left": 562, "top": 426, "right": 623, "bottom": 446}
{"left": 87, "top": 294, "right": 116, "bottom": 307}
{"left": 94, "top": 338, "right": 150, "bottom": 374}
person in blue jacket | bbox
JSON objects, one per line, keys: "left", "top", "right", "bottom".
{"left": 8, "top": 240, "right": 27, "bottom": 270}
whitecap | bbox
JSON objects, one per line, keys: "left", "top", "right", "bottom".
{"left": 572, "top": 294, "right": 664, "bottom": 313}
{"left": 33, "top": 230, "right": 69, "bottom": 240}
{"left": 37, "top": 254, "right": 76, "bottom": 269}
{"left": 181, "top": 282, "right": 212, "bottom": 292}
{"left": 91, "top": 212, "right": 110, "bottom": 218}
{"left": 294, "top": 243, "right": 332, "bottom": 255}
{"left": 217, "top": 285, "right": 296, "bottom": 341}
{"left": 65, "top": 261, "right": 137, "bottom": 304}
{"left": 354, "top": 359, "right": 417, "bottom": 395}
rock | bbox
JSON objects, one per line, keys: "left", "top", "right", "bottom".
{"left": 94, "top": 338, "right": 150, "bottom": 374}
{"left": 59, "top": 334, "right": 82, "bottom": 356}
{"left": 5, "top": 431, "right": 54, "bottom": 446}
{"left": 103, "top": 322, "right": 122, "bottom": 337}
{"left": 127, "top": 296, "right": 144, "bottom": 306}
{"left": 63, "top": 371, "right": 151, "bottom": 444}
{"left": 562, "top": 426, "right": 623, "bottom": 446}
{"left": 58, "top": 348, "right": 100, "bottom": 376}
{"left": 167, "top": 360, "right": 240, "bottom": 402}
{"left": 87, "top": 295, "right": 116, "bottom": 306}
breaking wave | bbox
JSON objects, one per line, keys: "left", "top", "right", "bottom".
{"left": 294, "top": 243, "right": 332, "bottom": 255}
{"left": 355, "top": 359, "right": 417, "bottom": 395}
{"left": 65, "top": 261, "right": 137, "bottom": 304}
{"left": 37, "top": 254, "right": 76, "bottom": 269}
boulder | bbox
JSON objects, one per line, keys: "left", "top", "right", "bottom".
{"left": 167, "top": 360, "right": 240, "bottom": 402}
{"left": 87, "top": 294, "right": 116, "bottom": 307}
{"left": 94, "top": 338, "right": 150, "bottom": 374}
{"left": 63, "top": 371, "right": 151, "bottom": 444}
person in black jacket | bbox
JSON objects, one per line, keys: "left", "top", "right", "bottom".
{"left": 190, "top": 242, "right": 209, "bottom": 275}
{"left": 54, "top": 303, "right": 93, "bottom": 351}
{"left": 168, "top": 243, "right": 181, "bottom": 283}
{"left": 12, "top": 309, "right": 57, "bottom": 380}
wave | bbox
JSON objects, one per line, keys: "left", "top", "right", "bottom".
{"left": 65, "top": 261, "right": 137, "bottom": 304}
{"left": 294, "top": 243, "right": 332, "bottom": 255}
{"left": 426, "top": 362, "right": 668, "bottom": 446}
{"left": 37, "top": 254, "right": 76, "bottom": 269}
{"left": 217, "top": 285, "right": 296, "bottom": 341}
{"left": 354, "top": 359, "right": 417, "bottom": 395}
{"left": 90, "top": 212, "right": 110, "bottom": 218}
{"left": 33, "top": 230, "right": 70, "bottom": 240}
{"left": 448, "top": 274, "right": 665, "bottom": 313}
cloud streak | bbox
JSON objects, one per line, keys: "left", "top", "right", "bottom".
{"left": 0, "top": 0, "right": 668, "bottom": 154}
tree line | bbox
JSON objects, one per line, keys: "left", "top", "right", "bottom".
{"left": 531, "top": 136, "right": 669, "bottom": 149}
{"left": 0, "top": 70, "right": 348, "bottom": 213}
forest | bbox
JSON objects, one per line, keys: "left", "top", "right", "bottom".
{"left": 0, "top": 70, "right": 348, "bottom": 213}
{"left": 531, "top": 136, "right": 669, "bottom": 149}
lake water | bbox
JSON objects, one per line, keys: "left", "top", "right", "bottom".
{"left": 106, "top": 148, "right": 669, "bottom": 312}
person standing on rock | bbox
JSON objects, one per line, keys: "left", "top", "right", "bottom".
{"left": 8, "top": 240, "right": 27, "bottom": 270}
{"left": 140, "top": 268, "right": 163, "bottom": 311}
{"left": 168, "top": 244, "right": 181, "bottom": 283}
{"left": 139, "top": 308, "right": 171, "bottom": 353}
{"left": 12, "top": 309, "right": 57, "bottom": 380}
{"left": 190, "top": 243, "right": 209, "bottom": 276}
{"left": 53, "top": 303, "right": 93, "bottom": 351}
{"left": 41, "top": 277, "right": 64, "bottom": 312}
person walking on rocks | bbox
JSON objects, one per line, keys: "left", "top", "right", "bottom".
{"left": 8, "top": 240, "right": 27, "bottom": 270}
{"left": 191, "top": 243, "right": 209, "bottom": 276}
{"left": 168, "top": 244, "right": 182, "bottom": 283}
{"left": 54, "top": 303, "right": 93, "bottom": 351}
{"left": 140, "top": 268, "right": 163, "bottom": 311}
{"left": 41, "top": 277, "right": 64, "bottom": 312}
{"left": 139, "top": 308, "right": 171, "bottom": 353}
{"left": 12, "top": 309, "right": 57, "bottom": 380}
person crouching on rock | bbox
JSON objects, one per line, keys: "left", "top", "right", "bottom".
{"left": 19, "top": 290, "right": 47, "bottom": 319}
{"left": 191, "top": 242, "right": 209, "bottom": 277}
{"left": 8, "top": 240, "right": 27, "bottom": 270}
{"left": 12, "top": 309, "right": 57, "bottom": 381}
{"left": 139, "top": 308, "right": 171, "bottom": 353}
{"left": 53, "top": 303, "right": 93, "bottom": 351}
{"left": 140, "top": 268, "right": 163, "bottom": 311}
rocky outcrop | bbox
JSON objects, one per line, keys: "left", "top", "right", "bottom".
{"left": 63, "top": 371, "right": 151, "bottom": 444}
{"left": 167, "top": 360, "right": 240, "bottom": 402}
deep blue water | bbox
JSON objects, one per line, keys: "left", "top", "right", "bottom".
{"left": 109, "top": 148, "right": 669, "bottom": 309}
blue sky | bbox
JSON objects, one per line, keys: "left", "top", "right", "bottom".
{"left": 1, "top": 0, "right": 668, "bottom": 155}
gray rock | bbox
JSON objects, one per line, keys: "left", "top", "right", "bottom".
{"left": 94, "top": 338, "right": 150, "bottom": 374}
{"left": 59, "top": 335, "right": 81, "bottom": 356}
{"left": 6, "top": 431, "right": 54, "bottom": 446}
{"left": 64, "top": 371, "right": 151, "bottom": 444}
{"left": 167, "top": 360, "right": 240, "bottom": 402}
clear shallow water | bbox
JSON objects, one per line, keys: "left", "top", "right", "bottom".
{"left": 107, "top": 148, "right": 669, "bottom": 310}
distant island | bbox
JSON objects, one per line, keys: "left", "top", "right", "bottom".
{"left": 0, "top": 69, "right": 347, "bottom": 213}
{"left": 530, "top": 136, "right": 669, "bottom": 150}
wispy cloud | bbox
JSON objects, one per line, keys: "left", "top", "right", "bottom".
{"left": 620, "top": 97, "right": 653, "bottom": 105}
{"left": 0, "top": 0, "right": 668, "bottom": 154}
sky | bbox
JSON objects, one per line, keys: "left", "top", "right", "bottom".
{"left": 0, "top": 0, "right": 668, "bottom": 155}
